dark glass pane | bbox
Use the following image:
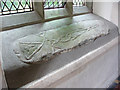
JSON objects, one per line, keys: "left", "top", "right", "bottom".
{"left": 44, "top": 0, "right": 67, "bottom": 9}
{"left": 0, "top": 0, "right": 33, "bottom": 15}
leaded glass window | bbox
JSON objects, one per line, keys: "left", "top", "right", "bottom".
{"left": 0, "top": 0, "right": 33, "bottom": 15}
{"left": 73, "top": 0, "right": 85, "bottom": 6}
{"left": 44, "top": 0, "right": 67, "bottom": 9}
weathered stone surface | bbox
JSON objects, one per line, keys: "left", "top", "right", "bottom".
{"left": 13, "top": 20, "right": 109, "bottom": 63}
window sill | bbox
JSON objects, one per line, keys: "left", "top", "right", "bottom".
{"left": 73, "top": 6, "right": 91, "bottom": 15}
{"left": 22, "top": 37, "right": 118, "bottom": 88}
{"left": 0, "top": 6, "right": 91, "bottom": 31}
{"left": 45, "top": 6, "right": 91, "bottom": 20}
{"left": 45, "top": 8, "right": 69, "bottom": 20}
{"left": 0, "top": 11, "right": 42, "bottom": 31}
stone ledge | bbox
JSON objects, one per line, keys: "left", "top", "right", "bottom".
{"left": 22, "top": 37, "right": 119, "bottom": 88}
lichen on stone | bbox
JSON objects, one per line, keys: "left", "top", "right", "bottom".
{"left": 13, "top": 20, "right": 109, "bottom": 63}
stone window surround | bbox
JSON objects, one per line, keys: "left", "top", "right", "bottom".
{"left": 0, "top": 0, "right": 93, "bottom": 31}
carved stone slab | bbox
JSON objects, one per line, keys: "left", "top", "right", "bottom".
{"left": 13, "top": 20, "right": 109, "bottom": 63}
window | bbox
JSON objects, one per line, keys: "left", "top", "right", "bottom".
{"left": 44, "top": 0, "right": 67, "bottom": 9}
{"left": 1, "top": 0, "right": 92, "bottom": 31}
{"left": 73, "top": 0, "right": 85, "bottom": 6}
{"left": 0, "top": 0, "right": 33, "bottom": 15}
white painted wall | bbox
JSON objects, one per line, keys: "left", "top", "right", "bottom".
{"left": 93, "top": 0, "right": 119, "bottom": 30}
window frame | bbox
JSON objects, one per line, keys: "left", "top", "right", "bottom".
{"left": 0, "top": 0, "right": 93, "bottom": 31}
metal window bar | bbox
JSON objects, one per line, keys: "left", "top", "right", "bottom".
{"left": 44, "top": 0, "right": 67, "bottom": 9}
{"left": 0, "top": 0, "right": 33, "bottom": 15}
{"left": 73, "top": 0, "right": 85, "bottom": 6}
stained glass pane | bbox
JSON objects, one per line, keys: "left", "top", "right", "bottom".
{"left": 0, "top": 0, "right": 33, "bottom": 15}
{"left": 73, "top": 0, "right": 85, "bottom": 6}
{"left": 44, "top": 0, "right": 67, "bottom": 9}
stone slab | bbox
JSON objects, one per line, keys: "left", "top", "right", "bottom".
{"left": 13, "top": 20, "right": 109, "bottom": 63}
{"left": 1, "top": 13, "right": 119, "bottom": 88}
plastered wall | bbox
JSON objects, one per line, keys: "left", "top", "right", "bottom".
{"left": 93, "top": 0, "right": 119, "bottom": 30}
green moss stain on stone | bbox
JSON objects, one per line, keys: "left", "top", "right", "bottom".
{"left": 13, "top": 20, "right": 109, "bottom": 63}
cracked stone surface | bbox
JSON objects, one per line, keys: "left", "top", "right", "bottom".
{"left": 13, "top": 20, "right": 109, "bottom": 63}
